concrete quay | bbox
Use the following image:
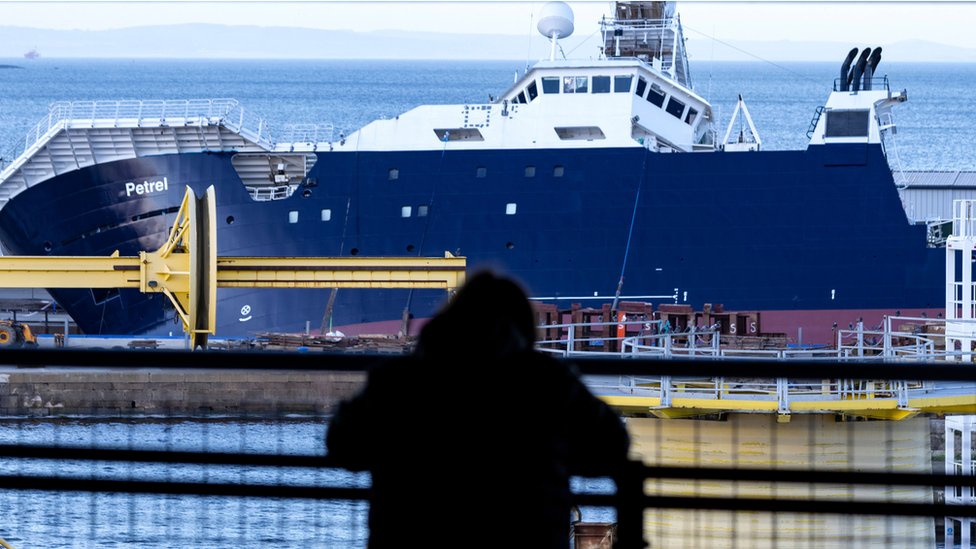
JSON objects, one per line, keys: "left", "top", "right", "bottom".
{"left": 0, "top": 367, "right": 367, "bottom": 416}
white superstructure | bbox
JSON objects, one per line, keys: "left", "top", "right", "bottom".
{"left": 340, "top": 2, "right": 713, "bottom": 154}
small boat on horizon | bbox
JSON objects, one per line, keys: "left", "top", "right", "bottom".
{"left": 23, "top": 48, "right": 40, "bottom": 60}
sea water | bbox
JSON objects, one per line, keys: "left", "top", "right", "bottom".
{"left": 1, "top": 58, "right": 975, "bottom": 170}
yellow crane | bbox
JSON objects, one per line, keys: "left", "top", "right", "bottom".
{"left": 0, "top": 186, "right": 466, "bottom": 349}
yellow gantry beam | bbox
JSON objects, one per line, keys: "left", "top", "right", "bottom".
{"left": 598, "top": 392, "right": 976, "bottom": 419}
{"left": 215, "top": 256, "right": 467, "bottom": 290}
{"left": 0, "top": 186, "right": 466, "bottom": 348}
{"left": 0, "top": 255, "right": 467, "bottom": 291}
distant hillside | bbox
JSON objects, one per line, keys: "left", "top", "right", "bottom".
{"left": 1, "top": 25, "right": 974, "bottom": 62}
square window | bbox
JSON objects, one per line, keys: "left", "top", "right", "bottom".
{"left": 527, "top": 81, "right": 538, "bottom": 101}
{"left": 401, "top": 206, "right": 412, "bottom": 218}
{"left": 506, "top": 203, "right": 517, "bottom": 215}
{"left": 321, "top": 209, "right": 332, "bottom": 221}
{"left": 635, "top": 77, "right": 647, "bottom": 98}
{"left": 288, "top": 211, "right": 299, "bottom": 224}
{"left": 542, "top": 77, "right": 560, "bottom": 94}
{"left": 476, "top": 166, "right": 487, "bottom": 178}
{"left": 524, "top": 166, "right": 536, "bottom": 178}
{"left": 665, "top": 97, "right": 686, "bottom": 119}
{"left": 553, "top": 165, "right": 564, "bottom": 177}
{"left": 388, "top": 168, "right": 399, "bottom": 180}
{"left": 592, "top": 76, "right": 611, "bottom": 93}
{"left": 418, "top": 205, "right": 429, "bottom": 217}
{"left": 614, "top": 75, "right": 633, "bottom": 93}
{"left": 647, "top": 85, "right": 666, "bottom": 108}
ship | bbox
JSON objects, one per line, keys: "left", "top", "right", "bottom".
{"left": 0, "top": 1, "right": 954, "bottom": 344}
{"left": 23, "top": 49, "right": 40, "bottom": 60}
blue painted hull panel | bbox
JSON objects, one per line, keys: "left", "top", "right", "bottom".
{"left": 0, "top": 144, "right": 944, "bottom": 339}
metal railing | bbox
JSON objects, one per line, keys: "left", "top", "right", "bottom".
{"left": 245, "top": 184, "right": 295, "bottom": 201}
{"left": 1, "top": 99, "right": 339, "bottom": 183}
{"left": 0, "top": 351, "right": 974, "bottom": 548}
{"left": 833, "top": 75, "right": 890, "bottom": 93}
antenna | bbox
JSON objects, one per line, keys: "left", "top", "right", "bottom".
{"left": 537, "top": 2, "right": 574, "bottom": 61}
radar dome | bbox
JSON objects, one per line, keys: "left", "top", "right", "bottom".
{"left": 537, "top": 2, "right": 574, "bottom": 39}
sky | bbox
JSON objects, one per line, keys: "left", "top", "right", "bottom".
{"left": 2, "top": 1, "right": 976, "bottom": 50}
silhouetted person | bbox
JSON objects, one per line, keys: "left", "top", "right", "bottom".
{"left": 326, "top": 271, "right": 631, "bottom": 548}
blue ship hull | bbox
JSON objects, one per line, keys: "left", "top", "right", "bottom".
{"left": 0, "top": 143, "right": 944, "bottom": 343}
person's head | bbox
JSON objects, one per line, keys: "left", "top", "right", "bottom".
{"left": 416, "top": 270, "right": 536, "bottom": 358}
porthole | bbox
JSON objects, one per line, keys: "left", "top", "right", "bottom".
{"left": 350, "top": 248, "right": 360, "bottom": 256}
{"left": 321, "top": 209, "right": 332, "bottom": 221}
{"left": 406, "top": 244, "right": 416, "bottom": 252}
{"left": 388, "top": 168, "right": 399, "bottom": 180}
{"left": 401, "top": 206, "right": 412, "bottom": 218}
{"left": 226, "top": 216, "right": 235, "bottom": 225}
{"left": 288, "top": 211, "right": 299, "bottom": 223}
{"left": 506, "top": 203, "right": 517, "bottom": 215}
{"left": 524, "top": 166, "right": 536, "bottom": 178}
{"left": 506, "top": 242, "right": 515, "bottom": 250}
{"left": 43, "top": 241, "right": 52, "bottom": 252}
{"left": 302, "top": 189, "right": 312, "bottom": 198}
{"left": 553, "top": 165, "right": 564, "bottom": 177}
{"left": 476, "top": 166, "right": 487, "bottom": 178}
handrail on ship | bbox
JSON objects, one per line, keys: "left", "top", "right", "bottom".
{"left": 833, "top": 75, "right": 890, "bottom": 93}
{"left": 0, "top": 99, "right": 337, "bottom": 179}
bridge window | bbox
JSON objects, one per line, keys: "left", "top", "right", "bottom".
{"left": 401, "top": 206, "right": 412, "bottom": 218}
{"left": 592, "top": 76, "right": 611, "bottom": 93}
{"left": 563, "top": 76, "right": 587, "bottom": 94}
{"left": 614, "top": 75, "right": 633, "bottom": 93}
{"left": 542, "top": 77, "right": 560, "bottom": 94}
{"left": 506, "top": 203, "right": 517, "bottom": 215}
{"left": 665, "top": 96, "right": 686, "bottom": 119}
{"left": 647, "top": 85, "right": 666, "bottom": 108}
{"left": 635, "top": 77, "right": 648, "bottom": 98}
{"left": 289, "top": 211, "right": 299, "bottom": 223}
{"left": 825, "top": 109, "right": 870, "bottom": 137}
{"left": 321, "top": 209, "right": 332, "bottom": 221}
{"left": 527, "top": 81, "right": 538, "bottom": 101}
{"left": 516, "top": 91, "right": 527, "bottom": 104}
{"left": 685, "top": 107, "right": 698, "bottom": 125}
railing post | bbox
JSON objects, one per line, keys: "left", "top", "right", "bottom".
{"left": 661, "top": 375, "right": 672, "bottom": 407}
{"left": 567, "top": 325, "right": 575, "bottom": 354}
{"left": 614, "top": 460, "right": 648, "bottom": 549}
{"left": 777, "top": 378, "right": 789, "bottom": 415}
{"left": 897, "top": 380, "right": 908, "bottom": 408}
{"left": 883, "top": 315, "right": 892, "bottom": 359}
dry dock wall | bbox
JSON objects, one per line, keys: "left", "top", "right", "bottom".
{"left": 0, "top": 369, "right": 367, "bottom": 416}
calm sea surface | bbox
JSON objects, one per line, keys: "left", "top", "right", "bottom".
{"left": 1, "top": 58, "right": 975, "bottom": 170}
